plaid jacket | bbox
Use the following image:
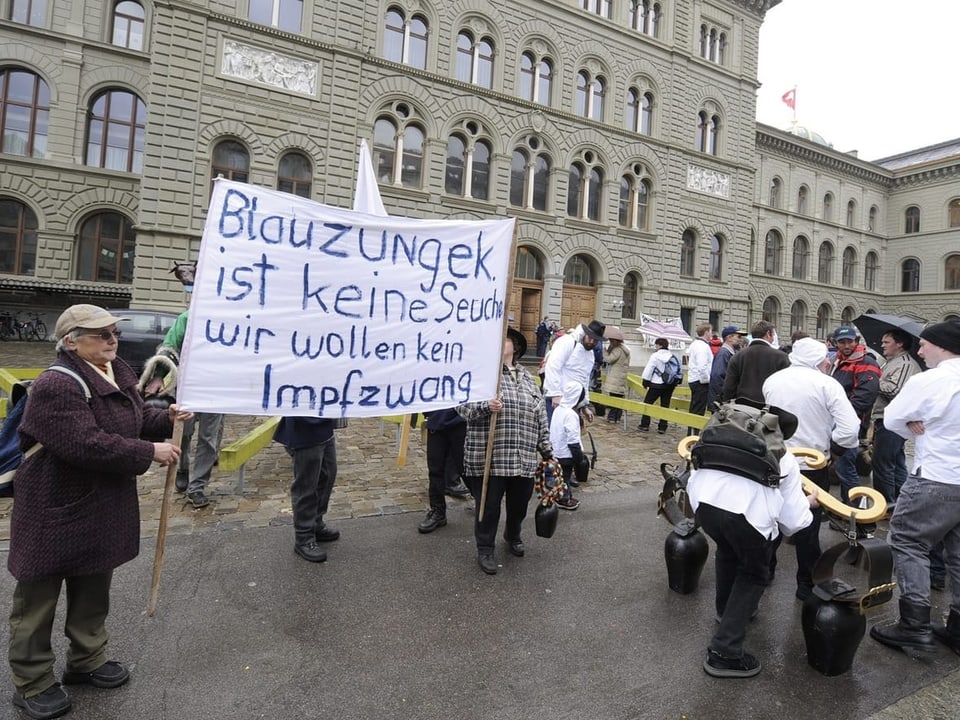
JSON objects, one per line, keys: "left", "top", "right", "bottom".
{"left": 458, "top": 364, "right": 552, "bottom": 477}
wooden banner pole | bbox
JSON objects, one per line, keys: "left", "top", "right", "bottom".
{"left": 147, "top": 419, "right": 183, "bottom": 617}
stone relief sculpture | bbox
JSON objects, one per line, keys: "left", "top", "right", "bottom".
{"left": 222, "top": 39, "right": 318, "bottom": 96}
{"left": 687, "top": 164, "right": 730, "bottom": 198}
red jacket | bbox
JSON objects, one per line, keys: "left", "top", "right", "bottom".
{"left": 831, "top": 346, "right": 881, "bottom": 433}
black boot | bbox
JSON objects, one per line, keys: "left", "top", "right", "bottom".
{"left": 870, "top": 598, "right": 935, "bottom": 656}
{"left": 933, "top": 609, "right": 960, "bottom": 656}
{"left": 417, "top": 507, "right": 447, "bottom": 534}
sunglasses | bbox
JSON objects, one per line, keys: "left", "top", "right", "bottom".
{"left": 82, "top": 329, "right": 122, "bottom": 340}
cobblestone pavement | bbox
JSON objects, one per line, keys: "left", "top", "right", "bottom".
{"left": 0, "top": 341, "right": 681, "bottom": 546}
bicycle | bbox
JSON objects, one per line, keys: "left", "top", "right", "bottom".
{"left": 16, "top": 312, "right": 48, "bottom": 342}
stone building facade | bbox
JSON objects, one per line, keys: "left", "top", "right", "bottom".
{"left": 0, "top": 0, "right": 956, "bottom": 345}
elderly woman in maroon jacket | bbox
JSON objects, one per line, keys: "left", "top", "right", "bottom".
{"left": 8, "top": 304, "right": 186, "bottom": 720}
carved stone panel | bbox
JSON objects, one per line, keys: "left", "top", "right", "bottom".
{"left": 687, "top": 164, "right": 731, "bottom": 198}
{"left": 221, "top": 39, "right": 318, "bottom": 96}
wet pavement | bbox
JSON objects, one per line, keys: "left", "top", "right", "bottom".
{"left": 0, "top": 341, "right": 958, "bottom": 719}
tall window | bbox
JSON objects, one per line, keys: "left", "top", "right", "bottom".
{"left": 563, "top": 254, "right": 594, "bottom": 286}
{"left": 699, "top": 24, "right": 727, "bottom": 64}
{"left": 769, "top": 177, "right": 781, "bottom": 208}
{"left": 581, "top": 0, "right": 611, "bottom": 18}
{"left": 575, "top": 71, "right": 606, "bottom": 121}
{"left": 248, "top": 0, "right": 302, "bottom": 32}
{"left": 864, "top": 251, "right": 879, "bottom": 291}
{"left": 680, "top": 229, "right": 696, "bottom": 277}
{"left": 946, "top": 254, "right": 960, "bottom": 291}
{"left": 900, "top": 259, "right": 920, "bottom": 292}
{"left": 763, "top": 230, "right": 782, "bottom": 275}
{"left": 797, "top": 185, "right": 808, "bottom": 215}
{"left": 0, "top": 68, "right": 50, "bottom": 158}
{"left": 373, "top": 104, "right": 425, "bottom": 188}
{"left": 823, "top": 193, "right": 833, "bottom": 222}
{"left": 762, "top": 296, "right": 780, "bottom": 326}
{"left": 277, "top": 151, "right": 312, "bottom": 198}
{"left": 509, "top": 136, "right": 551, "bottom": 211}
{"left": 629, "top": 0, "right": 660, "bottom": 36}
{"left": 444, "top": 123, "right": 491, "bottom": 200}
{"left": 696, "top": 111, "right": 720, "bottom": 154}
{"left": 10, "top": 0, "right": 45, "bottom": 25}
{"left": 86, "top": 89, "right": 147, "bottom": 173}
{"left": 0, "top": 198, "right": 38, "bottom": 275}
{"left": 790, "top": 300, "right": 806, "bottom": 335}
{"left": 567, "top": 157, "right": 604, "bottom": 221}
{"left": 456, "top": 31, "right": 494, "bottom": 88}
{"left": 519, "top": 52, "right": 553, "bottom": 105}
{"left": 618, "top": 165, "right": 651, "bottom": 230}
{"left": 792, "top": 236, "right": 809, "bottom": 280}
{"left": 515, "top": 246, "right": 543, "bottom": 280}
{"left": 77, "top": 212, "right": 136, "bottom": 283}
{"left": 846, "top": 199, "right": 857, "bottom": 228}
{"left": 841, "top": 246, "right": 857, "bottom": 288}
{"left": 868, "top": 205, "right": 878, "bottom": 232}
{"left": 816, "top": 303, "right": 832, "bottom": 340}
{"left": 625, "top": 88, "right": 653, "bottom": 135}
{"left": 210, "top": 139, "right": 249, "bottom": 184}
{"left": 383, "top": 7, "right": 428, "bottom": 69}
{"left": 949, "top": 199, "right": 960, "bottom": 228}
{"left": 112, "top": 1, "right": 145, "bottom": 50}
{"left": 905, "top": 206, "right": 920, "bottom": 234}
{"left": 708, "top": 234, "right": 724, "bottom": 280}
{"left": 817, "top": 241, "right": 834, "bottom": 284}
{"left": 622, "top": 272, "right": 640, "bottom": 320}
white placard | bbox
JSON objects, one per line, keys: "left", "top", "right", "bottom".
{"left": 177, "top": 180, "right": 515, "bottom": 418}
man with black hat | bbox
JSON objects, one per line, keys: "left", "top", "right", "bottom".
{"left": 542, "top": 319, "right": 605, "bottom": 425}
{"left": 687, "top": 402, "right": 816, "bottom": 678}
{"left": 870, "top": 319, "right": 960, "bottom": 658}
{"left": 708, "top": 325, "right": 743, "bottom": 408}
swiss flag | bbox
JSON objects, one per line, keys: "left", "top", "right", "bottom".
{"left": 781, "top": 89, "right": 796, "bottom": 110}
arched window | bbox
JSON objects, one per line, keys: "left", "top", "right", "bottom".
{"left": 823, "top": 193, "right": 833, "bottom": 222}
{"left": 514, "top": 246, "right": 542, "bottom": 280}
{"left": 77, "top": 211, "right": 136, "bottom": 283}
{"left": 563, "top": 254, "right": 594, "bottom": 286}
{"left": 372, "top": 104, "right": 425, "bottom": 188}
{"left": 816, "top": 303, "right": 832, "bottom": 340}
{"left": 519, "top": 52, "right": 553, "bottom": 105}
{"left": 763, "top": 230, "right": 782, "bottom": 275}
{"left": 85, "top": 89, "right": 147, "bottom": 172}
{"left": 581, "top": 0, "right": 611, "bottom": 18}
{"left": 210, "top": 139, "right": 249, "bottom": 184}
{"left": 946, "top": 254, "right": 960, "bottom": 290}
{"left": 696, "top": 111, "right": 720, "bottom": 154}
{"left": 566, "top": 151, "right": 604, "bottom": 221}
{"left": 9, "top": 0, "right": 45, "bottom": 25}
{"left": 0, "top": 198, "right": 38, "bottom": 275}
{"left": 901, "top": 259, "right": 920, "bottom": 292}
{"left": 790, "top": 300, "right": 806, "bottom": 335}
{"left": 622, "top": 272, "right": 640, "bottom": 320}
{"left": 864, "top": 251, "right": 879, "bottom": 291}
{"left": 444, "top": 122, "right": 491, "bottom": 200}
{"left": 846, "top": 199, "right": 857, "bottom": 228}
{"left": 797, "top": 185, "right": 808, "bottom": 215}
{"left": 277, "top": 151, "right": 312, "bottom": 198}
{"left": 792, "top": 236, "right": 809, "bottom": 280}
{"left": 762, "top": 296, "right": 780, "bottom": 326}
{"left": 949, "top": 199, "right": 960, "bottom": 228}
{"left": 905, "top": 206, "right": 921, "bottom": 234}
{"left": 618, "top": 164, "right": 651, "bottom": 230}
{"left": 817, "top": 241, "right": 834, "bottom": 284}
{"left": 456, "top": 31, "right": 494, "bottom": 88}
{"left": 708, "top": 234, "right": 723, "bottom": 280}
{"left": 383, "top": 7, "right": 428, "bottom": 69}
{"left": 769, "top": 177, "right": 781, "bottom": 208}
{"left": 630, "top": 0, "right": 660, "bottom": 36}
{"left": 575, "top": 71, "right": 606, "bottom": 121}
{"left": 0, "top": 68, "right": 50, "bottom": 157}
{"left": 841, "top": 246, "right": 857, "bottom": 288}
{"left": 112, "top": 1, "right": 144, "bottom": 50}
{"left": 626, "top": 88, "right": 654, "bottom": 134}
{"left": 248, "top": 0, "right": 302, "bottom": 32}
{"left": 680, "top": 229, "right": 697, "bottom": 277}
{"left": 509, "top": 136, "right": 551, "bottom": 211}
{"left": 841, "top": 306, "right": 855, "bottom": 325}
{"left": 868, "top": 205, "right": 878, "bottom": 232}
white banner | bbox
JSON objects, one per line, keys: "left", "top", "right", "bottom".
{"left": 178, "top": 179, "right": 515, "bottom": 417}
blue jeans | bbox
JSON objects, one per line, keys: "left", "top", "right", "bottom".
{"left": 888, "top": 475, "right": 960, "bottom": 608}
{"left": 286, "top": 438, "right": 338, "bottom": 544}
{"left": 834, "top": 444, "right": 861, "bottom": 504}
{"left": 871, "top": 419, "right": 908, "bottom": 503}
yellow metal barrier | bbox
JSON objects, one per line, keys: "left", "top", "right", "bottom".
{"left": 0, "top": 368, "right": 44, "bottom": 419}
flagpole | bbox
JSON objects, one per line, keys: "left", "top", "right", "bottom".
{"left": 791, "top": 85, "right": 797, "bottom": 126}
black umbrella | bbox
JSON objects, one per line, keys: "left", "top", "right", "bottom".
{"left": 852, "top": 313, "right": 926, "bottom": 369}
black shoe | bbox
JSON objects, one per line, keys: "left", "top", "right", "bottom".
{"left": 556, "top": 497, "right": 580, "bottom": 511}
{"left": 418, "top": 508, "right": 447, "bottom": 534}
{"left": 188, "top": 491, "right": 210, "bottom": 509}
{"left": 315, "top": 524, "right": 340, "bottom": 542}
{"left": 175, "top": 471, "right": 188, "bottom": 493}
{"left": 63, "top": 660, "right": 130, "bottom": 689}
{"left": 478, "top": 552, "right": 498, "bottom": 575}
{"left": 445, "top": 481, "right": 470, "bottom": 498}
{"left": 657, "top": 428, "right": 667, "bottom": 435}
{"left": 294, "top": 540, "right": 327, "bottom": 563}
{"left": 507, "top": 540, "right": 525, "bottom": 557}
{"left": 796, "top": 584, "right": 813, "bottom": 601}
{"left": 638, "top": 425, "right": 650, "bottom": 432}
{"left": 703, "top": 649, "right": 761, "bottom": 678}
{"left": 12, "top": 683, "right": 71, "bottom": 719}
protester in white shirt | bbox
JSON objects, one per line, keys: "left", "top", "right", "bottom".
{"left": 687, "top": 323, "right": 714, "bottom": 433}
{"left": 542, "top": 320, "right": 604, "bottom": 425}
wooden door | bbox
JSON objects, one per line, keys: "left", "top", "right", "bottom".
{"left": 560, "top": 285, "right": 597, "bottom": 331}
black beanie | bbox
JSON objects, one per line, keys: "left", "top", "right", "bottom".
{"left": 920, "top": 320, "right": 960, "bottom": 355}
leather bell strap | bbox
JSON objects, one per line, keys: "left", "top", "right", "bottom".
{"left": 657, "top": 462, "right": 699, "bottom": 537}
{"left": 811, "top": 537, "right": 896, "bottom": 612}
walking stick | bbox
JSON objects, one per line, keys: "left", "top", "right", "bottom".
{"left": 148, "top": 419, "right": 183, "bottom": 617}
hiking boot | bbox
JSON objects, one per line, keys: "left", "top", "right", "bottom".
{"left": 556, "top": 497, "right": 580, "bottom": 511}
{"left": 315, "top": 524, "right": 340, "bottom": 542}
{"left": 418, "top": 508, "right": 447, "bottom": 534}
{"left": 188, "top": 491, "right": 209, "bottom": 509}
{"left": 933, "top": 609, "right": 960, "bottom": 656}
{"left": 63, "top": 660, "right": 129, "bottom": 689}
{"left": 445, "top": 480, "right": 470, "bottom": 498}
{"left": 478, "top": 552, "right": 497, "bottom": 575}
{"left": 870, "top": 599, "right": 935, "bottom": 656}
{"left": 12, "top": 683, "right": 71, "bottom": 720}
{"left": 175, "top": 471, "right": 188, "bottom": 493}
{"left": 294, "top": 540, "right": 327, "bottom": 563}
{"left": 703, "top": 649, "right": 761, "bottom": 678}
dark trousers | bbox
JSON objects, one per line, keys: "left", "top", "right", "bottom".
{"left": 465, "top": 474, "right": 534, "bottom": 553}
{"left": 9, "top": 571, "right": 113, "bottom": 696}
{"left": 696, "top": 503, "right": 774, "bottom": 658}
{"left": 687, "top": 381, "right": 709, "bottom": 434}
{"left": 772, "top": 467, "right": 828, "bottom": 592}
{"left": 426, "top": 423, "right": 466, "bottom": 512}
{"left": 872, "top": 419, "right": 908, "bottom": 503}
{"left": 606, "top": 392, "right": 624, "bottom": 422}
{"left": 640, "top": 383, "right": 675, "bottom": 432}
{"left": 286, "top": 438, "right": 338, "bottom": 544}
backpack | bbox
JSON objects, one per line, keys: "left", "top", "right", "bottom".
{"left": 690, "top": 400, "right": 787, "bottom": 487}
{"left": 658, "top": 354, "right": 683, "bottom": 386}
{"left": 0, "top": 365, "right": 91, "bottom": 497}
